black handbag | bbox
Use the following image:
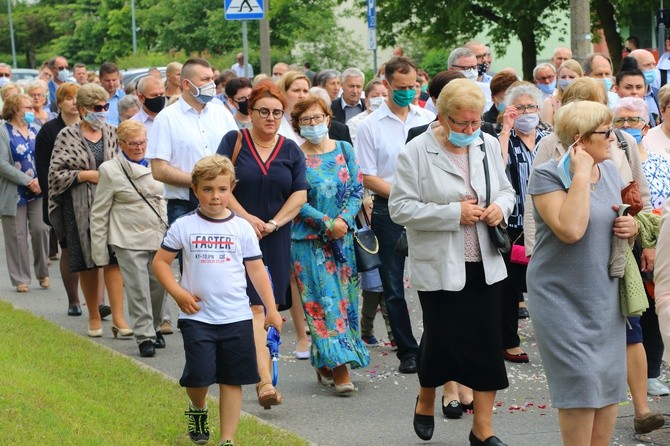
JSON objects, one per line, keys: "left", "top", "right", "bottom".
{"left": 354, "top": 208, "right": 382, "bottom": 272}
{"left": 481, "top": 144, "right": 511, "bottom": 254}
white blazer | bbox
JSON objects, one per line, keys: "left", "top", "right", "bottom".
{"left": 389, "top": 128, "right": 515, "bottom": 292}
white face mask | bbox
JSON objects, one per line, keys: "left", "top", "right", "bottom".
{"left": 0, "top": 76, "right": 9, "bottom": 87}
{"left": 368, "top": 96, "right": 385, "bottom": 112}
{"left": 462, "top": 69, "right": 478, "bottom": 81}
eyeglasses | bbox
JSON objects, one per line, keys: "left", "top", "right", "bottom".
{"left": 232, "top": 96, "right": 250, "bottom": 103}
{"left": 613, "top": 116, "right": 646, "bottom": 127}
{"left": 451, "top": 65, "right": 477, "bottom": 71}
{"left": 252, "top": 108, "right": 284, "bottom": 119}
{"left": 29, "top": 93, "right": 45, "bottom": 98}
{"left": 0, "top": 73, "right": 10, "bottom": 78}
{"left": 591, "top": 128, "right": 614, "bottom": 139}
{"left": 55, "top": 66, "right": 70, "bottom": 71}
{"left": 514, "top": 104, "right": 539, "bottom": 113}
{"left": 298, "top": 114, "right": 327, "bottom": 125}
{"left": 536, "top": 75, "right": 556, "bottom": 82}
{"left": 86, "top": 103, "right": 110, "bottom": 113}
{"left": 448, "top": 115, "right": 482, "bottom": 130}
{"left": 122, "top": 140, "right": 147, "bottom": 148}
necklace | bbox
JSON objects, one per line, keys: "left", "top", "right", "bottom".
{"left": 250, "top": 132, "right": 277, "bottom": 149}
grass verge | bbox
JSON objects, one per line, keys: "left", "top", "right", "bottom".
{"left": 0, "top": 301, "right": 309, "bottom": 445}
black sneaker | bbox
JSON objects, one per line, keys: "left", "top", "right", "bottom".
{"left": 185, "top": 406, "right": 210, "bottom": 445}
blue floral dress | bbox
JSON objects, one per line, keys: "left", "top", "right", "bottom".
{"left": 6, "top": 122, "right": 39, "bottom": 205}
{"left": 291, "top": 141, "right": 370, "bottom": 370}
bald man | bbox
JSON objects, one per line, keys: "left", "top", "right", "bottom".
{"left": 231, "top": 53, "right": 253, "bottom": 77}
{"left": 465, "top": 40, "right": 492, "bottom": 83}
{"left": 131, "top": 76, "right": 166, "bottom": 133}
{"left": 272, "top": 62, "right": 288, "bottom": 82}
{"left": 630, "top": 49, "right": 661, "bottom": 125}
{"left": 550, "top": 47, "right": 572, "bottom": 70}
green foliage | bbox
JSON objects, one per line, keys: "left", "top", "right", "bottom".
{"left": 420, "top": 49, "right": 451, "bottom": 78}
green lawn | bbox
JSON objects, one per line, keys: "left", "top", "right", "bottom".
{"left": 0, "top": 301, "right": 309, "bottom": 446}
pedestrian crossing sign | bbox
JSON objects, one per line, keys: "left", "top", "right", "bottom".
{"left": 224, "top": 0, "right": 265, "bottom": 20}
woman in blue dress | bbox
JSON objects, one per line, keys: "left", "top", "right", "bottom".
{"left": 289, "top": 96, "right": 369, "bottom": 395}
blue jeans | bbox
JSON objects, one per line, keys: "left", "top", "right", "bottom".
{"left": 372, "top": 198, "right": 419, "bottom": 361}
{"left": 167, "top": 199, "right": 197, "bottom": 272}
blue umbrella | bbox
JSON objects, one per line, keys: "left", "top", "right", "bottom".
{"left": 266, "top": 326, "right": 281, "bottom": 386}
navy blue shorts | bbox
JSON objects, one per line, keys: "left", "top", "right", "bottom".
{"left": 178, "top": 319, "right": 259, "bottom": 387}
{"left": 626, "top": 316, "right": 643, "bottom": 344}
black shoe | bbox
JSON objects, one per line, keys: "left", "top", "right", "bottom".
{"left": 99, "top": 304, "right": 111, "bottom": 319}
{"left": 399, "top": 356, "right": 417, "bottom": 374}
{"left": 442, "top": 396, "right": 463, "bottom": 419}
{"left": 469, "top": 430, "right": 508, "bottom": 446}
{"left": 185, "top": 406, "right": 210, "bottom": 445}
{"left": 518, "top": 307, "right": 529, "bottom": 319}
{"left": 154, "top": 331, "right": 166, "bottom": 349}
{"left": 139, "top": 340, "right": 156, "bottom": 357}
{"left": 414, "top": 396, "right": 434, "bottom": 441}
{"left": 68, "top": 305, "right": 82, "bottom": 316}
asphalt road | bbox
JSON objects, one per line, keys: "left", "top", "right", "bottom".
{"left": 1, "top": 225, "right": 670, "bottom": 445}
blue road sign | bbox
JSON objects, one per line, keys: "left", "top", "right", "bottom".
{"left": 224, "top": 0, "right": 264, "bottom": 20}
{"left": 367, "top": 0, "right": 376, "bottom": 28}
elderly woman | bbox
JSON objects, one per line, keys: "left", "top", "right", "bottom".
{"left": 26, "top": 79, "right": 57, "bottom": 127}
{"left": 117, "top": 94, "right": 141, "bottom": 122}
{"left": 90, "top": 120, "right": 167, "bottom": 357}
{"left": 49, "top": 83, "right": 131, "bottom": 338}
{"left": 643, "top": 83, "right": 670, "bottom": 163}
{"left": 389, "top": 79, "right": 515, "bottom": 445}
{"left": 290, "top": 95, "right": 369, "bottom": 394}
{"left": 527, "top": 100, "right": 637, "bottom": 445}
{"left": 541, "top": 59, "right": 584, "bottom": 125}
{"left": 277, "top": 71, "right": 310, "bottom": 143}
{"left": 0, "top": 94, "right": 50, "bottom": 293}
{"left": 35, "top": 82, "right": 82, "bottom": 315}
{"left": 498, "top": 82, "right": 552, "bottom": 363}
{"left": 216, "top": 80, "right": 308, "bottom": 409}
{"left": 316, "top": 69, "right": 342, "bottom": 101}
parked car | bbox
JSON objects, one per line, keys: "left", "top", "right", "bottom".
{"left": 11, "top": 68, "right": 39, "bottom": 82}
{"left": 121, "top": 67, "right": 166, "bottom": 88}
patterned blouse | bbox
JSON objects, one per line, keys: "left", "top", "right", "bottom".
{"left": 5, "top": 122, "right": 39, "bottom": 205}
{"left": 642, "top": 151, "right": 670, "bottom": 209}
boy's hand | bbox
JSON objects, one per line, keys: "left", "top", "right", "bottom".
{"left": 174, "top": 291, "right": 202, "bottom": 314}
{"left": 264, "top": 309, "right": 283, "bottom": 334}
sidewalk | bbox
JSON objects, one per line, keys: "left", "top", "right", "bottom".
{"left": 0, "top": 228, "right": 669, "bottom": 445}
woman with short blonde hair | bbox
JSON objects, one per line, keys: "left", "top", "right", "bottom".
{"left": 25, "top": 79, "right": 56, "bottom": 127}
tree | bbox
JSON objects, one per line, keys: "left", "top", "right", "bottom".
{"left": 347, "top": 0, "right": 569, "bottom": 80}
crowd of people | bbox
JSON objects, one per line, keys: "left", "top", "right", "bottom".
{"left": 4, "top": 39, "right": 670, "bottom": 445}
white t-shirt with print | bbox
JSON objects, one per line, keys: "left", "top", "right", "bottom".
{"left": 161, "top": 210, "right": 262, "bottom": 325}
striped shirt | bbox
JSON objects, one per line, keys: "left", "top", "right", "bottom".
{"left": 505, "top": 127, "right": 551, "bottom": 228}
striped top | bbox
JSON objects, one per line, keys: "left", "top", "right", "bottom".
{"left": 505, "top": 127, "right": 551, "bottom": 228}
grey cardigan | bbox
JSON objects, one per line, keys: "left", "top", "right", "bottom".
{"left": 0, "top": 123, "right": 34, "bottom": 216}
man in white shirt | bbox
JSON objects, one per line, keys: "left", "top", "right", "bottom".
{"left": 231, "top": 53, "right": 253, "bottom": 78}
{"left": 583, "top": 53, "right": 620, "bottom": 109}
{"left": 131, "top": 76, "right": 166, "bottom": 134}
{"left": 448, "top": 47, "right": 493, "bottom": 110}
{"left": 355, "top": 57, "right": 435, "bottom": 374}
{"left": 532, "top": 63, "right": 557, "bottom": 101}
{"left": 550, "top": 46, "right": 572, "bottom": 71}
{"left": 147, "top": 57, "right": 237, "bottom": 225}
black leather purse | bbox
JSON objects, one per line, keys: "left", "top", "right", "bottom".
{"left": 481, "top": 144, "right": 511, "bottom": 254}
{"left": 354, "top": 208, "right": 382, "bottom": 272}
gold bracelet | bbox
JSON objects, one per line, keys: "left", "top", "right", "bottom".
{"left": 268, "top": 219, "right": 279, "bottom": 232}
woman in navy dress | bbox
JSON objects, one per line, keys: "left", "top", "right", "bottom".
{"left": 217, "top": 80, "right": 308, "bottom": 410}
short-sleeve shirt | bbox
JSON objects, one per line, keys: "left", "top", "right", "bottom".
{"left": 146, "top": 97, "right": 237, "bottom": 200}
{"left": 107, "top": 89, "right": 126, "bottom": 127}
{"left": 355, "top": 101, "right": 435, "bottom": 185}
{"left": 160, "top": 210, "right": 262, "bottom": 325}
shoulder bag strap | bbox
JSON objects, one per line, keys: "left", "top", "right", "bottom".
{"left": 230, "top": 130, "right": 243, "bottom": 165}
{"left": 119, "top": 162, "right": 168, "bottom": 228}
{"left": 480, "top": 143, "right": 491, "bottom": 207}
{"left": 613, "top": 128, "right": 630, "bottom": 163}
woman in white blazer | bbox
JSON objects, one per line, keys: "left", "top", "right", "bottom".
{"left": 389, "top": 79, "right": 515, "bottom": 446}
{"left": 90, "top": 120, "right": 168, "bottom": 358}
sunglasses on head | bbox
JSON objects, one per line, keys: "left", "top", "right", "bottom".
{"left": 88, "top": 103, "right": 110, "bottom": 113}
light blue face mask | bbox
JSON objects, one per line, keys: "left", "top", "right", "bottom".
{"left": 23, "top": 111, "right": 35, "bottom": 125}
{"left": 447, "top": 126, "right": 481, "bottom": 147}
{"left": 557, "top": 140, "right": 580, "bottom": 188}
{"left": 537, "top": 80, "right": 556, "bottom": 95}
{"left": 622, "top": 127, "right": 643, "bottom": 143}
{"left": 602, "top": 77, "right": 613, "bottom": 92}
{"left": 496, "top": 102, "right": 506, "bottom": 113}
{"left": 643, "top": 69, "right": 657, "bottom": 86}
{"left": 558, "top": 79, "right": 573, "bottom": 91}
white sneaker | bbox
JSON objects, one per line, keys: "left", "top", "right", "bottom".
{"left": 647, "top": 378, "right": 670, "bottom": 396}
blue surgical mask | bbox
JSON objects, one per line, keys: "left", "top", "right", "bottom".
{"left": 300, "top": 122, "right": 329, "bottom": 144}
{"left": 622, "top": 127, "right": 643, "bottom": 143}
{"left": 496, "top": 102, "right": 506, "bottom": 113}
{"left": 57, "top": 69, "right": 70, "bottom": 83}
{"left": 537, "top": 80, "right": 556, "bottom": 95}
{"left": 643, "top": 69, "right": 657, "bottom": 86}
{"left": 392, "top": 89, "right": 414, "bottom": 107}
{"left": 447, "top": 124, "right": 481, "bottom": 148}
{"left": 602, "top": 77, "right": 613, "bottom": 92}
{"left": 558, "top": 79, "right": 573, "bottom": 90}
{"left": 557, "top": 148, "right": 572, "bottom": 188}
{"left": 188, "top": 80, "right": 216, "bottom": 104}
{"left": 23, "top": 111, "right": 35, "bottom": 125}
{"left": 83, "top": 110, "right": 107, "bottom": 130}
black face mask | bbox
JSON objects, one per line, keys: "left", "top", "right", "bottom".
{"left": 143, "top": 95, "right": 166, "bottom": 114}
{"left": 236, "top": 99, "right": 249, "bottom": 116}
{"left": 477, "top": 62, "right": 489, "bottom": 77}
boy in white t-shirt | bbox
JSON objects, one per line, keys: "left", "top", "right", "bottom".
{"left": 153, "top": 155, "right": 282, "bottom": 446}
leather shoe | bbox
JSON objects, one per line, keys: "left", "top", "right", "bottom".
{"left": 154, "top": 331, "right": 166, "bottom": 349}
{"left": 469, "top": 431, "right": 508, "bottom": 446}
{"left": 139, "top": 340, "right": 156, "bottom": 357}
{"left": 67, "top": 305, "right": 82, "bottom": 316}
{"left": 503, "top": 349, "right": 529, "bottom": 363}
{"left": 518, "top": 307, "right": 529, "bottom": 319}
{"left": 98, "top": 304, "right": 111, "bottom": 319}
{"left": 399, "top": 356, "right": 417, "bottom": 374}
{"left": 442, "top": 396, "right": 463, "bottom": 419}
{"left": 413, "top": 396, "right": 434, "bottom": 441}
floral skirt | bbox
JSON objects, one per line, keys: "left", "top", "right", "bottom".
{"left": 291, "top": 234, "right": 370, "bottom": 370}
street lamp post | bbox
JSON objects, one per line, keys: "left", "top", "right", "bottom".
{"left": 7, "top": 0, "right": 17, "bottom": 68}
{"left": 131, "top": 0, "right": 137, "bottom": 54}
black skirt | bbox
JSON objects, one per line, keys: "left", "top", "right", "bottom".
{"left": 417, "top": 262, "right": 509, "bottom": 391}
